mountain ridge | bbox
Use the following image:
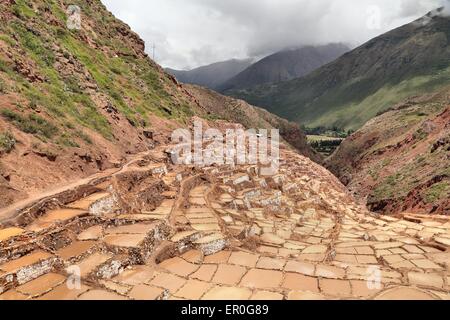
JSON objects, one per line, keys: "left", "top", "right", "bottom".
{"left": 219, "top": 43, "right": 349, "bottom": 92}
{"left": 165, "top": 58, "right": 254, "bottom": 90}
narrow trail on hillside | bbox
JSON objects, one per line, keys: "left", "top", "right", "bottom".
{"left": 0, "top": 141, "right": 449, "bottom": 300}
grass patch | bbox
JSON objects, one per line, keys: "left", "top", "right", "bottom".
{"left": 75, "top": 130, "right": 93, "bottom": 144}
{"left": 12, "top": 0, "right": 36, "bottom": 19}
{"left": 1, "top": 109, "right": 58, "bottom": 139}
{"left": 424, "top": 182, "right": 450, "bottom": 204}
{"left": 57, "top": 133, "right": 80, "bottom": 148}
{"left": 382, "top": 159, "right": 392, "bottom": 167}
{"left": 413, "top": 128, "right": 428, "bottom": 141}
{"left": 368, "top": 168, "right": 379, "bottom": 181}
{"left": 372, "top": 173, "right": 403, "bottom": 201}
{"left": 0, "top": 59, "right": 12, "bottom": 73}
{"left": 11, "top": 22, "right": 55, "bottom": 67}
{"left": 0, "top": 34, "right": 16, "bottom": 46}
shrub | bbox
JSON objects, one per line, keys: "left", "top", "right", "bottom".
{"left": 0, "top": 78, "right": 7, "bottom": 93}
{"left": 75, "top": 130, "right": 93, "bottom": 144}
{"left": 29, "top": 97, "right": 38, "bottom": 110}
{"left": 0, "top": 60, "right": 9, "bottom": 73}
{"left": 57, "top": 135, "right": 79, "bottom": 148}
{"left": 64, "top": 76, "right": 82, "bottom": 93}
{"left": 424, "top": 182, "right": 450, "bottom": 204}
{"left": 413, "top": 128, "right": 428, "bottom": 141}
{"left": 0, "top": 131, "right": 16, "bottom": 153}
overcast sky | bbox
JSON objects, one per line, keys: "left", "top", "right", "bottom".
{"left": 101, "top": 0, "right": 449, "bottom": 70}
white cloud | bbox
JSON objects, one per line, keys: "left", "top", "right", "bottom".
{"left": 101, "top": 0, "right": 445, "bottom": 69}
{"left": 440, "top": 0, "right": 450, "bottom": 15}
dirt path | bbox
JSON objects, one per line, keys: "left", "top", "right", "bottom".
{"left": 0, "top": 142, "right": 449, "bottom": 301}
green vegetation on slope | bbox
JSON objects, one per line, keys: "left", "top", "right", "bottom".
{"left": 327, "top": 88, "right": 450, "bottom": 214}
{"left": 1, "top": 109, "right": 58, "bottom": 139}
{"left": 0, "top": 0, "right": 198, "bottom": 149}
{"left": 423, "top": 181, "right": 450, "bottom": 204}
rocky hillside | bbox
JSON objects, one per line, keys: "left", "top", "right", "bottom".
{"left": 228, "top": 9, "right": 450, "bottom": 131}
{"left": 220, "top": 43, "right": 349, "bottom": 92}
{"left": 0, "top": 0, "right": 312, "bottom": 208}
{"left": 327, "top": 87, "right": 450, "bottom": 215}
{"left": 165, "top": 58, "right": 253, "bottom": 91}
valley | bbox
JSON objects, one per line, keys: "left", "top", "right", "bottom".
{"left": 307, "top": 135, "right": 343, "bottom": 157}
{"left": 215, "top": 8, "right": 450, "bottom": 218}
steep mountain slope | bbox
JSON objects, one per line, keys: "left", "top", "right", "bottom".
{"left": 1, "top": 1, "right": 450, "bottom": 302}
{"left": 165, "top": 58, "right": 253, "bottom": 90}
{"left": 228, "top": 9, "right": 450, "bottom": 131}
{"left": 0, "top": 0, "right": 312, "bottom": 208}
{"left": 220, "top": 43, "right": 349, "bottom": 92}
{"left": 0, "top": 0, "right": 199, "bottom": 206}
{"left": 327, "top": 87, "right": 450, "bottom": 215}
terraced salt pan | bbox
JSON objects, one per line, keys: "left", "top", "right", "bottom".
{"left": 0, "top": 227, "right": 25, "bottom": 242}
{"left": 1, "top": 142, "right": 449, "bottom": 300}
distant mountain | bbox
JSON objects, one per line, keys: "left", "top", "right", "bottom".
{"left": 227, "top": 9, "right": 450, "bottom": 131}
{"left": 220, "top": 43, "right": 349, "bottom": 92}
{"left": 327, "top": 87, "right": 450, "bottom": 215}
{"left": 165, "top": 58, "right": 253, "bottom": 90}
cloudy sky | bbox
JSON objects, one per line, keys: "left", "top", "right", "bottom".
{"left": 101, "top": 0, "right": 449, "bottom": 70}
